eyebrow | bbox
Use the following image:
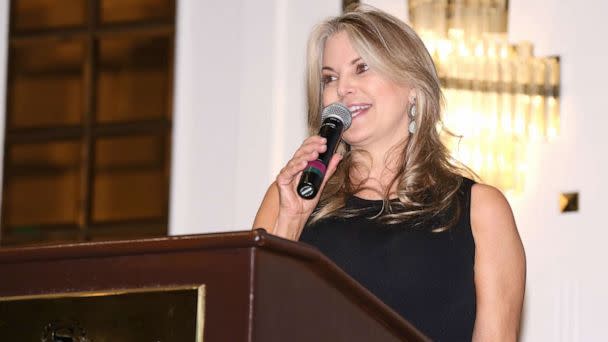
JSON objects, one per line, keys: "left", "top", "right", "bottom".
{"left": 322, "top": 57, "right": 362, "bottom": 72}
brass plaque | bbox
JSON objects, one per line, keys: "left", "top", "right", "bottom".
{"left": 0, "top": 285, "right": 205, "bottom": 341}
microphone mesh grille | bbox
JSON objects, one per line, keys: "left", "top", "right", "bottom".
{"left": 321, "top": 103, "right": 352, "bottom": 130}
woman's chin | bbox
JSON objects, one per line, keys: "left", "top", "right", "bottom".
{"left": 343, "top": 131, "right": 370, "bottom": 148}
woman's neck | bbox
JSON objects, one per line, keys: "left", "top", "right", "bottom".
{"left": 348, "top": 144, "right": 405, "bottom": 199}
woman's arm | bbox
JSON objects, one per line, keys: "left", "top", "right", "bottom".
{"left": 251, "top": 136, "right": 343, "bottom": 241}
{"left": 252, "top": 182, "right": 280, "bottom": 232}
{"left": 252, "top": 182, "right": 312, "bottom": 240}
{"left": 471, "top": 184, "right": 526, "bottom": 341}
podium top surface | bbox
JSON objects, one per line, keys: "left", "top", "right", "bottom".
{"left": 0, "top": 228, "right": 287, "bottom": 263}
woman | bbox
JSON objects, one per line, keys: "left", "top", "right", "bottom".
{"left": 253, "top": 6, "right": 525, "bottom": 341}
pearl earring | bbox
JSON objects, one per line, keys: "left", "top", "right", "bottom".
{"left": 408, "top": 99, "right": 417, "bottom": 134}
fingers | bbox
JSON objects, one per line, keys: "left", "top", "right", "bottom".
{"left": 277, "top": 136, "right": 327, "bottom": 186}
{"left": 276, "top": 159, "right": 306, "bottom": 186}
{"left": 292, "top": 136, "right": 327, "bottom": 160}
{"left": 318, "top": 153, "right": 344, "bottom": 191}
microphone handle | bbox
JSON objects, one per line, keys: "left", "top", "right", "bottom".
{"left": 297, "top": 117, "right": 345, "bottom": 199}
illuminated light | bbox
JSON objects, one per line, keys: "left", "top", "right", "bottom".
{"left": 528, "top": 123, "right": 541, "bottom": 141}
{"left": 437, "top": 39, "right": 453, "bottom": 62}
{"left": 460, "top": 148, "right": 472, "bottom": 165}
{"left": 449, "top": 29, "right": 465, "bottom": 40}
{"left": 514, "top": 112, "right": 526, "bottom": 136}
{"left": 501, "top": 110, "right": 513, "bottom": 133}
{"left": 472, "top": 149, "right": 484, "bottom": 171}
{"left": 458, "top": 42, "right": 470, "bottom": 57}
{"left": 498, "top": 154, "right": 506, "bottom": 169}
{"left": 500, "top": 46, "right": 509, "bottom": 59}
{"left": 517, "top": 162, "right": 528, "bottom": 173}
{"left": 475, "top": 42, "right": 484, "bottom": 58}
{"left": 488, "top": 46, "right": 497, "bottom": 59}
{"left": 486, "top": 153, "right": 495, "bottom": 170}
{"left": 546, "top": 96, "right": 560, "bottom": 141}
{"left": 409, "top": 0, "right": 561, "bottom": 193}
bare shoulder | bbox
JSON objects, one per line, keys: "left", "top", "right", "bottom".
{"left": 470, "top": 183, "right": 516, "bottom": 235}
{"left": 469, "top": 182, "right": 524, "bottom": 267}
{"left": 252, "top": 182, "right": 280, "bottom": 231}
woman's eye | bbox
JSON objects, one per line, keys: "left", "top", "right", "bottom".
{"left": 356, "top": 62, "right": 369, "bottom": 74}
{"left": 322, "top": 75, "right": 337, "bottom": 85}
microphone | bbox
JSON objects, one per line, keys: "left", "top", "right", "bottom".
{"left": 297, "top": 103, "right": 352, "bottom": 199}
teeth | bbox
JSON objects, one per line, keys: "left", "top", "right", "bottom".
{"left": 348, "top": 104, "right": 371, "bottom": 113}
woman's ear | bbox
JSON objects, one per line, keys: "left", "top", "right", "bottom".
{"left": 408, "top": 88, "right": 417, "bottom": 103}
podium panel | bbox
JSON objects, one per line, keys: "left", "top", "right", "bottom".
{"left": 1, "top": 286, "right": 203, "bottom": 340}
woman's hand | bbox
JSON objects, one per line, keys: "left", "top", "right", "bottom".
{"left": 254, "top": 135, "right": 343, "bottom": 240}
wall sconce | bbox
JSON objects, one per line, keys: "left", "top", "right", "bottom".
{"left": 408, "top": 0, "right": 561, "bottom": 193}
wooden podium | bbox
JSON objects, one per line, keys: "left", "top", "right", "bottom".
{"left": 0, "top": 229, "right": 429, "bottom": 341}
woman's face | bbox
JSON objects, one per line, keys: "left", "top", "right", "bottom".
{"left": 321, "top": 31, "right": 414, "bottom": 152}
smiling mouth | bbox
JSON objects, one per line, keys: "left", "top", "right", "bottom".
{"left": 348, "top": 104, "right": 371, "bottom": 118}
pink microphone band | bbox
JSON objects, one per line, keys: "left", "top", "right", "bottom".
{"left": 306, "top": 159, "right": 327, "bottom": 176}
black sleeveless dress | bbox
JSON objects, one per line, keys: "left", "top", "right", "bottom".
{"left": 299, "top": 178, "right": 476, "bottom": 341}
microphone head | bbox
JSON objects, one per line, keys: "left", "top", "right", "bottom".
{"left": 321, "top": 103, "right": 352, "bottom": 130}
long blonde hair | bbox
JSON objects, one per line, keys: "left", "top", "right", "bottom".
{"left": 306, "top": 6, "right": 472, "bottom": 230}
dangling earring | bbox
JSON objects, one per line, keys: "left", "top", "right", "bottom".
{"left": 408, "top": 98, "right": 417, "bottom": 134}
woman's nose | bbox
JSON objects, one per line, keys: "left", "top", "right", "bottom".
{"left": 337, "top": 76, "right": 355, "bottom": 98}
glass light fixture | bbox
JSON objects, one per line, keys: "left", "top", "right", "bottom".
{"left": 409, "top": 0, "right": 561, "bottom": 193}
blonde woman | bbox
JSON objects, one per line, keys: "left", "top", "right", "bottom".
{"left": 254, "top": 6, "right": 525, "bottom": 341}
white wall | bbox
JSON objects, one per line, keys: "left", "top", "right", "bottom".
{"left": 507, "top": 1, "right": 608, "bottom": 340}
{"left": 169, "top": 0, "right": 341, "bottom": 234}
{"left": 363, "top": 0, "right": 408, "bottom": 23}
